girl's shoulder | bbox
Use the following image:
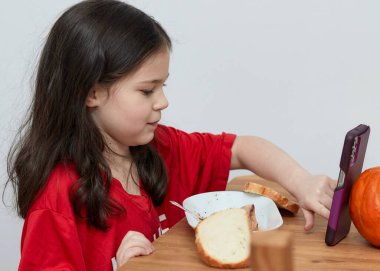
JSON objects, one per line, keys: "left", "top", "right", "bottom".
{"left": 27, "top": 162, "right": 79, "bottom": 218}
{"left": 153, "top": 124, "right": 236, "bottom": 150}
{"left": 151, "top": 125, "right": 176, "bottom": 155}
{"left": 152, "top": 125, "right": 192, "bottom": 157}
{"left": 152, "top": 124, "right": 202, "bottom": 148}
{"left": 152, "top": 124, "right": 236, "bottom": 166}
{"left": 47, "top": 162, "right": 79, "bottom": 185}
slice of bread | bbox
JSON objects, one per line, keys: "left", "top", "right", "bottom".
{"left": 195, "top": 206, "right": 257, "bottom": 268}
{"left": 243, "top": 182, "right": 299, "bottom": 215}
{"left": 241, "top": 204, "right": 259, "bottom": 231}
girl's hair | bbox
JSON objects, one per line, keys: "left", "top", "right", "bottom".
{"left": 6, "top": 0, "right": 171, "bottom": 230}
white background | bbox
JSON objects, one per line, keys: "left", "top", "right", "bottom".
{"left": 1, "top": 0, "right": 379, "bottom": 269}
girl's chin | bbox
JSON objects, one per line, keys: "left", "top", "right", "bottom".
{"left": 135, "top": 131, "right": 156, "bottom": 145}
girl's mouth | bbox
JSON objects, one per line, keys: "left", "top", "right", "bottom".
{"left": 148, "top": 121, "right": 159, "bottom": 127}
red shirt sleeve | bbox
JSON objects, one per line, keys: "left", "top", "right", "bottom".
{"left": 153, "top": 125, "right": 236, "bottom": 227}
{"left": 19, "top": 209, "right": 86, "bottom": 271}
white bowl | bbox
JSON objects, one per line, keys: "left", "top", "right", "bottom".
{"left": 182, "top": 191, "right": 283, "bottom": 231}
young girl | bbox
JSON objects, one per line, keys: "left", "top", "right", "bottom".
{"left": 7, "top": 0, "right": 335, "bottom": 270}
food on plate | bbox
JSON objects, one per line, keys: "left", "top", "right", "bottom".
{"left": 241, "top": 204, "right": 259, "bottom": 231}
{"left": 243, "top": 182, "right": 299, "bottom": 215}
{"left": 195, "top": 205, "right": 257, "bottom": 268}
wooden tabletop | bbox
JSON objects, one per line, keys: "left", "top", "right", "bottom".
{"left": 118, "top": 175, "right": 380, "bottom": 271}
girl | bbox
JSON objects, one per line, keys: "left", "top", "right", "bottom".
{"left": 7, "top": 0, "right": 335, "bottom": 270}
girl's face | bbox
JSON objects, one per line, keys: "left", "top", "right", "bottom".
{"left": 87, "top": 49, "right": 170, "bottom": 156}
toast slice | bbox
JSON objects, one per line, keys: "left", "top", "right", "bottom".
{"left": 243, "top": 182, "right": 299, "bottom": 215}
{"left": 195, "top": 205, "right": 257, "bottom": 268}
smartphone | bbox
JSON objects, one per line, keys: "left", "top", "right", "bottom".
{"left": 325, "top": 124, "right": 370, "bottom": 246}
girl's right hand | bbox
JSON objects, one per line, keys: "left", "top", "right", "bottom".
{"left": 116, "top": 231, "right": 155, "bottom": 267}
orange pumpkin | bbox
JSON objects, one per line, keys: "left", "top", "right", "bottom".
{"left": 349, "top": 167, "right": 380, "bottom": 247}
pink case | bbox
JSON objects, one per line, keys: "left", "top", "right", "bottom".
{"left": 325, "top": 124, "right": 370, "bottom": 246}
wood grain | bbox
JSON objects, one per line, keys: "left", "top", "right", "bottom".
{"left": 118, "top": 175, "right": 380, "bottom": 271}
{"left": 251, "top": 230, "right": 293, "bottom": 271}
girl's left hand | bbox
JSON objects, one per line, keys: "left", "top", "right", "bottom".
{"left": 292, "top": 174, "right": 336, "bottom": 231}
{"left": 116, "top": 231, "right": 155, "bottom": 267}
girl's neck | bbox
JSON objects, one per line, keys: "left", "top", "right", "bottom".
{"left": 104, "top": 147, "right": 141, "bottom": 196}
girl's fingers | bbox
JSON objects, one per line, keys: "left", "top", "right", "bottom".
{"left": 327, "top": 179, "right": 336, "bottom": 198}
{"left": 296, "top": 175, "right": 336, "bottom": 231}
{"left": 116, "top": 231, "right": 155, "bottom": 267}
{"left": 317, "top": 176, "right": 335, "bottom": 198}
{"left": 117, "top": 240, "right": 153, "bottom": 259}
{"left": 303, "top": 200, "right": 330, "bottom": 231}
{"left": 302, "top": 208, "right": 315, "bottom": 232}
{"left": 116, "top": 246, "right": 153, "bottom": 267}
{"left": 320, "top": 194, "right": 333, "bottom": 210}
{"left": 119, "top": 231, "right": 154, "bottom": 251}
{"left": 316, "top": 202, "right": 330, "bottom": 219}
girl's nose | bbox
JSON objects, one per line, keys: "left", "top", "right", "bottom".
{"left": 153, "top": 90, "right": 169, "bottom": 111}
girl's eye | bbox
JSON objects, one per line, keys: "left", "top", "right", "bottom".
{"left": 141, "top": 89, "right": 154, "bottom": 96}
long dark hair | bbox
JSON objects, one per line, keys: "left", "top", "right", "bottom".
{"left": 6, "top": 0, "right": 171, "bottom": 230}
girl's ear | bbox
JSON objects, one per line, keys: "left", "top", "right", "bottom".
{"left": 86, "top": 85, "right": 105, "bottom": 108}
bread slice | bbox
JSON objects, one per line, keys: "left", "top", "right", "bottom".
{"left": 195, "top": 206, "right": 257, "bottom": 268}
{"left": 241, "top": 204, "right": 259, "bottom": 231}
{"left": 243, "top": 182, "right": 299, "bottom": 215}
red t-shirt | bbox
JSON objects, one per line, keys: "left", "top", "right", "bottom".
{"left": 18, "top": 125, "right": 236, "bottom": 271}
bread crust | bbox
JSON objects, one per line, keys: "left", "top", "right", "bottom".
{"left": 241, "top": 204, "right": 258, "bottom": 231}
{"left": 195, "top": 207, "right": 255, "bottom": 269}
{"left": 195, "top": 236, "right": 250, "bottom": 269}
{"left": 243, "top": 182, "right": 299, "bottom": 215}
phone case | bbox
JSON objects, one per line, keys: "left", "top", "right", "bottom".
{"left": 325, "top": 124, "right": 370, "bottom": 246}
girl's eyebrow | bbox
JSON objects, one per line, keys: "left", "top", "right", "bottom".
{"left": 138, "top": 74, "right": 169, "bottom": 84}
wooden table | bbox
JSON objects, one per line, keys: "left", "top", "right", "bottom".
{"left": 118, "top": 175, "right": 380, "bottom": 271}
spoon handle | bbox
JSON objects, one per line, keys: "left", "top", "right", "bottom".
{"left": 169, "top": 201, "right": 203, "bottom": 221}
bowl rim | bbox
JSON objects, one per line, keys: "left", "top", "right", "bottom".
{"left": 182, "top": 190, "right": 284, "bottom": 230}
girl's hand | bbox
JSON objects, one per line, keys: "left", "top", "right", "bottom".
{"left": 116, "top": 231, "right": 155, "bottom": 267}
{"left": 291, "top": 174, "right": 336, "bottom": 231}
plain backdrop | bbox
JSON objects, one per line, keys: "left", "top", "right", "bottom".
{"left": 1, "top": 0, "right": 379, "bottom": 269}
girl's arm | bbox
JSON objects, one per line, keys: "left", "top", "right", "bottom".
{"left": 230, "top": 135, "right": 336, "bottom": 231}
{"left": 19, "top": 210, "right": 86, "bottom": 271}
